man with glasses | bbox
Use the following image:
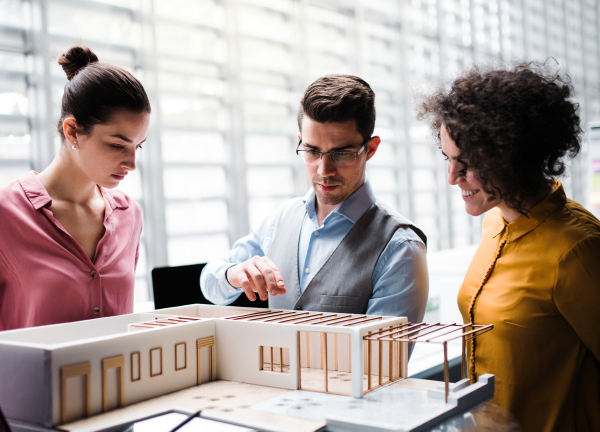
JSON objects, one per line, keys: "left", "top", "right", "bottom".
{"left": 201, "top": 75, "right": 428, "bottom": 323}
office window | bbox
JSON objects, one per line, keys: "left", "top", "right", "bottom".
{"left": 0, "top": 0, "right": 597, "bottom": 305}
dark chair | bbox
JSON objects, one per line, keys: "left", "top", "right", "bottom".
{"left": 151, "top": 263, "right": 269, "bottom": 310}
{"left": 0, "top": 403, "right": 11, "bottom": 432}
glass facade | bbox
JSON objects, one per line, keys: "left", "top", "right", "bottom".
{"left": 1, "top": 0, "right": 598, "bottom": 305}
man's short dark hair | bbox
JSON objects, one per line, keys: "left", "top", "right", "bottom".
{"left": 297, "top": 74, "right": 376, "bottom": 141}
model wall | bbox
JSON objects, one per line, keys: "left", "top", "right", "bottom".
{"left": 0, "top": 344, "right": 51, "bottom": 426}
{"left": 0, "top": 313, "right": 169, "bottom": 346}
{"left": 215, "top": 319, "right": 299, "bottom": 390}
{"left": 50, "top": 319, "right": 216, "bottom": 425}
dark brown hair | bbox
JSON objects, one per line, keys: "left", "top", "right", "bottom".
{"left": 297, "top": 74, "right": 376, "bottom": 141}
{"left": 57, "top": 45, "right": 151, "bottom": 139}
{"left": 417, "top": 62, "right": 582, "bottom": 214}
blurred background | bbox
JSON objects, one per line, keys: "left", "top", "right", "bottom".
{"left": 1, "top": 0, "right": 599, "bottom": 317}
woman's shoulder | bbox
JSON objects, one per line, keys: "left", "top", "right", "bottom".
{"left": 544, "top": 198, "right": 600, "bottom": 250}
{"left": 0, "top": 179, "right": 21, "bottom": 199}
{"left": 551, "top": 199, "right": 600, "bottom": 233}
{"left": 0, "top": 174, "right": 34, "bottom": 210}
{"left": 563, "top": 199, "right": 600, "bottom": 231}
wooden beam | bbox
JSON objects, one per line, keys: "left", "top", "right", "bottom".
{"left": 297, "top": 332, "right": 302, "bottom": 390}
{"left": 321, "top": 332, "right": 328, "bottom": 393}
{"left": 443, "top": 342, "right": 449, "bottom": 404}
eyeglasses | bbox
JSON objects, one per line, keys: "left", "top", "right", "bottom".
{"left": 296, "top": 138, "right": 371, "bottom": 167}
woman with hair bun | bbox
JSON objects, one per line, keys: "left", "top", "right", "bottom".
{"left": 0, "top": 46, "right": 150, "bottom": 330}
{"left": 419, "top": 63, "right": 600, "bottom": 431}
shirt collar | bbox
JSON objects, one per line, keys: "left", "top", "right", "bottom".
{"left": 19, "top": 171, "right": 52, "bottom": 210}
{"left": 101, "top": 187, "right": 129, "bottom": 211}
{"left": 303, "top": 176, "right": 376, "bottom": 225}
{"left": 19, "top": 170, "right": 129, "bottom": 211}
{"left": 494, "top": 180, "right": 567, "bottom": 243}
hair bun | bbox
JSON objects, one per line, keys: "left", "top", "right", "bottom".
{"left": 57, "top": 45, "right": 99, "bottom": 81}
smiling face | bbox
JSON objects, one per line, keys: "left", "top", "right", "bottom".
{"left": 63, "top": 109, "right": 150, "bottom": 188}
{"left": 440, "top": 124, "right": 501, "bottom": 216}
{"left": 299, "top": 116, "right": 379, "bottom": 206}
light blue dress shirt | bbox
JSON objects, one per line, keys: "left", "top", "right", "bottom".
{"left": 200, "top": 179, "right": 429, "bottom": 324}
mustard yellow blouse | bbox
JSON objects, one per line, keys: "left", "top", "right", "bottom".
{"left": 458, "top": 182, "right": 600, "bottom": 432}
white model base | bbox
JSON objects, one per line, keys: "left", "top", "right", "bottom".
{"left": 251, "top": 374, "right": 495, "bottom": 432}
{"left": 326, "top": 374, "right": 495, "bottom": 432}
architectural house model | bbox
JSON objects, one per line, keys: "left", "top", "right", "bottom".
{"left": 0, "top": 304, "right": 494, "bottom": 432}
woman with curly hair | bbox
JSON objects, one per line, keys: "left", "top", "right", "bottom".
{"left": 418, "top": 63, "right": 600, "bottom": 432}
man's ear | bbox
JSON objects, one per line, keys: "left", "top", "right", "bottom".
{"left": 297, "top": 132, "right": 301, "bottom": 141}
{"left": 63, "top": 117, "right": 79, "bottom": 145}
{"left": 365, "top": 136, "right": 381, "bottom": 161}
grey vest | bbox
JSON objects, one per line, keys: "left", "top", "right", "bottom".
{"left": 267, "top": 199, "right": 426, "bottom": 314}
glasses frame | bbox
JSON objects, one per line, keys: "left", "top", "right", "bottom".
{"left": 296, "top": 137, "right": 372, "bottom": 166}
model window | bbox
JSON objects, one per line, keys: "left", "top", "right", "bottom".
{"left": 259, "top": 346, "right": 290, "bottom": 374}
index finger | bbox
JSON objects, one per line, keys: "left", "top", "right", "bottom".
{"left": 263, "top": 256, "right": 286, "bottom": 294}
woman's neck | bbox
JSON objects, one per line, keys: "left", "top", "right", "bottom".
{"left": 37, "top": 148, "right": 99, "bottom": 205}
{"left": 497, "top": 203, "right": 523, "bottom": 224}
{"left": 498, "top": 181, "right": 555, "bottom": 224}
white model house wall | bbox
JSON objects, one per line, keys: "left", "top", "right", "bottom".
{"left": 0, "top": 313, "right": 217, "bottom": 427}
{"left": 215, "top": 319, "right": 299, "bottom": 390}
{"left": 50, "top": 319, "right": 216, "bottom": 425}
{"left": 0, "top": 313, "right": 167, "bottom": 346}
{"left": 0, "top": 343, "right": 52, "bottom": 426}
{"left": 0, "top": 313, "right": 174, "bottom": 426}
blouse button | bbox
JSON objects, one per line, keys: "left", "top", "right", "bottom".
{"left": 90, "top": 270, "right": 99, "bottom": 278}
{"left": 92, "top": 307, "right": 100, "bottom": 315}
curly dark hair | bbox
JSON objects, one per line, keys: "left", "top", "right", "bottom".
{"left": 417, "top": 62, "right": 582, "bottom": 214}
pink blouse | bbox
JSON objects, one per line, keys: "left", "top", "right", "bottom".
{"left": 0, "top": 171, "right": 143, "bottom": 330}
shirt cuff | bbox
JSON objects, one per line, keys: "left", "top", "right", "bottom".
{"left": 222, "top": 263, "right": 243, "bottom": 295}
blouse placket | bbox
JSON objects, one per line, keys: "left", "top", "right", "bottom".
{"left": 467, "top": 225, "right": 507, "bottom": 383}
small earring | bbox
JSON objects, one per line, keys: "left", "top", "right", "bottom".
{"left": 72, "top": 145, "right": 77, "bottom": 149}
